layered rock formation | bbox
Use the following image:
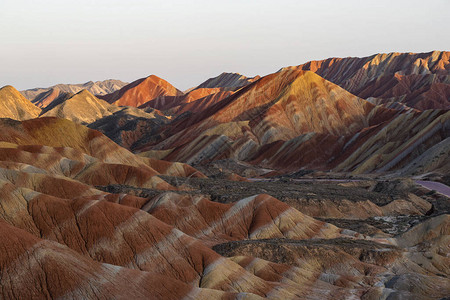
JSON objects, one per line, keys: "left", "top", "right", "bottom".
{"left": 133, "top": 64, "right": 448, "bottom": 175}
{"left": 291, "top": 51, "right": 450, "bottom": 110}
{"left": 1, "top": 124, "right": 448, "bottom": 299}
{"left": 1, "top": 136, "right": 448, "bottom": 299}
{"left": 1, "top": 51, "right": 449, "bottom": 299}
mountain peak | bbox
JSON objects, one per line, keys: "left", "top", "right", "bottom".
{"left": 40, "top": 89, "right": 119, "bottom": 124}
{"left": 99, "top": 74, "right": 182, "bottom": 107}
{"left": 0, "top": 85, "right": 41, "bottom": 120}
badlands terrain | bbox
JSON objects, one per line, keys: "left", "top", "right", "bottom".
{"left": 0, "top": 51, "right": 449, "bottom": 299}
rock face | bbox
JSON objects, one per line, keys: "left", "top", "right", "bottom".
{"left": 0, "top": 85, "right": 41, "bottom": 120}
{"left": 291, "top": 51, "right": 450, "bottom": 110}
{"left": 21, "top": 79, "right": 129, "bottom": 107}
{"left": 99, "top": 75, "right": 183, "bottom": 107}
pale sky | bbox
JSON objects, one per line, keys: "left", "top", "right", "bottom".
{"left": 1, "top": 0, "right": 449, "bottom": 91}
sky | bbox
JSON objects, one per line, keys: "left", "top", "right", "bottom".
{"left": 1, "top": 0, "right": 449, "bottom": 91}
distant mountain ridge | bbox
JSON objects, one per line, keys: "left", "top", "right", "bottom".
{"left": 20, "top": 79, "right": 128, "bottom": 108}
{"left": 1, "top": 51, "right": 448, "bottom": 175}
{"left": 194, "top": 72, "right": 260, "bottom": 90}
{"left": 286, "top": 51, "right": 450, "bottom": 110}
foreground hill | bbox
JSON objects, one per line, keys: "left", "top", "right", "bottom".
{"left": 0, "top": 117, "right": 202, "bottom": 178}
{"left": 99, "top": 75, "right": 183, "bottom": 107}
{"left": 21, "top": 79, "right": 128, "bottom": 108}
{"left": 0, "top": 117, "right": 448, "bottom": 299}
{"left": 0, "top": 85, "right": 41, "bottom": 120}
{"left": 290, "top": 51, "right": 450, "bottom": 110}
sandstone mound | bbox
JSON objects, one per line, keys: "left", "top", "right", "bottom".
{"left": 0, "top": 85, "right": 41, "bottom": 120}
{"left": 40, "top": 90, "right": 121, "bottom": 124}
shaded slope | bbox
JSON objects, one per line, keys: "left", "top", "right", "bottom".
{"left": 139, "top": 87, "right": 233, "bottom": 113}
{"left": 90, "top": 89, "right": 234, "bottom": 151}
{"left": 195, "top": 72, "right": 260, "bottom": 90}
{"left": 88, "top": 106, "right": 170, "bottom": 150}
{"left": 28, "top": 87, "right": 72, "bottom": 108}
{"left": 170, "top": 90, "right": 234, "bottom": 115}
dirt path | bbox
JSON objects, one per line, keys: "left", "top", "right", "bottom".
{"left": 415, "top": 180, "right": 450, "bottom": 198}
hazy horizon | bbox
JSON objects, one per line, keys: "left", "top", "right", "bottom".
{"left": 1, "top": 0, "right": 449, "bottom": 91}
